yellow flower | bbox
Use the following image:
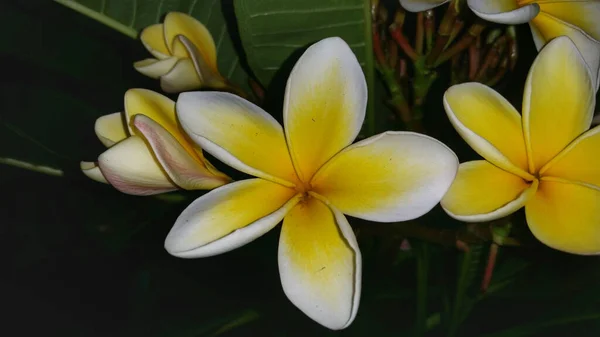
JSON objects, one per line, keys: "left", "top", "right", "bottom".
{"left": 165, "top": 37, "right": 458, "bottom": 329}
{"left": 467, "top": 0, "right": 600, "bottom": 88}
{"left": 81, "top": 89, "right": 229, "bottom": 195}
{"left": 441, "top": 37, "right": 599, "bottom": 254}
{"left": 133, "top": 12, "right": 226, "bottom": 93}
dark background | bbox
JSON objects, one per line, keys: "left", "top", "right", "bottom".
{"left": 2, "top": 1, "right": 600, "bottom": 336}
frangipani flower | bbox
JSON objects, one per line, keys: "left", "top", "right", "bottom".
{"left": 441, "top": 37, "right": 600, "bottom": 254}
{"left": 165, "top": 37, "right": 458, "bottom": 329}
{"left": 134, "top": 12, "right": 226, "bottom": 93}
{"left": 467, "top": 0, "right": 600, "bottom": 88}
{"left": 81, "top": 89, "right": 229, "bottom": 195}
{"left": 399, "top": 0, "right": 450, "bottom": 12}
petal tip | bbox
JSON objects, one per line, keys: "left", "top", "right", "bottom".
{"left": 467, "top": 1, "right": 539, "bottom": 25}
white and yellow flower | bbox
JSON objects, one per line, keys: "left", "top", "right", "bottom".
{"left": 441, "top": 37, "right": 600, "bottom": 255}
{"left": 81, "top": 89, "right": 229, "bottom": 195}
{"left": 166, "top": 37, "right": 458, "bottom": 329}
{"left": 398, "top": 0, "right": 451, "bottom": 12}
{"left": 134, "top": 12, "right": 226, "bottom": 93}
{"left": 467, "top": 0, "right": 600, "bottom": 88}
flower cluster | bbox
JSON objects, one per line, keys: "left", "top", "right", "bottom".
{"left": 81, "top": 6, "right": 600, "bottom": 330}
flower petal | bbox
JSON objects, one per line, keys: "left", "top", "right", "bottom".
{"left": 177, "top": 91, "right": 299, "bottom": 187}
{"left": 530, "top": 13, "right": 600, "bottom": 89}
{"left": 279, "top": 197, "right": 360, "bottom": 330}
{"left": 139, "top": 24, "right": 170, "bottom": 59}
{"left": 80, "top": 161, "right": 108, "bottom": 184}
{"left": 526, "top": 179, "right": 600, "bottom": 255}
{"left": 98, "top": 136, "right": 176, "bottom": 195}
{"left": 163, "top": 12, "right": 217, "bottom": 70}
{"left": 522, "top": 36, "right": 595, "bottom": 173}
{"left": 124, "top": 89, "right": 202, "bottom": 161}
{"left": 541, "top": 125, "right": 600, "bottom": 187}
{"left": 164, "top": 179, "right": 299, "bottom": 258}
{"left": 441, "top": 161, "right": 538, "bottom": 222}
{"left": 443, "top": 82, "right": 532, "bottom": 179}
{"left": 176, "top": 35, "right": 225, "bottom": 88}
{"left": 94, "top": 112, "right": 128, "bottom": 147}
{"left": 159, "top": 58, "right": 202, "bottom": 93}
{"left": 284, "top": 37, "right": 367, "bottom": 183}
{"left": 133, "top": 57, "right": 178, "bottom": 79}
{"left": 399, "top": 0, "right": 450, "bottom": 12}
{"left": 537, "top": 0, "right": 600, "bottom": 41}
{"left": 133, "top": 115, "right": 230, "bottom": 190}
{"left": 311, "top": 132, "right": 458, "bottom": 222}
{"left": 467, "top": 0, "right": 539, "bottom": 24}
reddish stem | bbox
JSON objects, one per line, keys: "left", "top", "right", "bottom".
{"left": 372, "top": 28, "right": 387, "bottom": 66}
{"left": 435, "top": 23, "right": 485, "bottom": 66}
{"left": 468, "top": 35, "right": 481, "bottom": 80}
{"left": 416, "top": 12, "right": 424, "bottom": 55}
{"left": 390, "top": 26, "right": 418, "bottom": 61}
{"left": 481, "top": 243, "right": 499, "bottom": 293}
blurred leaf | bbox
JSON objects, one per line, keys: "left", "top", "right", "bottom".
{"left": 234, "top": 0, "right": 376, "bottom": 134}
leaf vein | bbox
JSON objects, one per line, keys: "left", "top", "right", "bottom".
{"left": 248, "top": 5, "right": 363, "bottom": 18}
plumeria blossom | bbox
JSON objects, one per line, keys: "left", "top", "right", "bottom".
{"left": 398, "top": 0, "right": 450, "bottom": 12}
{"left": 134, "top": 12, "right": 226, "bottom": 93}
{"left": 81, "top": 89, "right": 229, "bottom": 195}
{"left": 467, "top": 0, "right": 600, "bottom": 88}
{"left": 166, "top": 37, "right": 458, "bottom": 329}
{"left": 441, "top": 37, "right": 600, "bottom": 254}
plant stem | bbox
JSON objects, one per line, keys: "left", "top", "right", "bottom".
{"left": 445, "top": 19, "right": 465, "bottom": 49}
{"left": 426, "top": 0, "right": 459, "bottom": 66}
{"left": 447, "top": 249, "right": 474, "bottom": 337}
{"left": 413, "top": 57, "right": 438, "bottom": 108}
{"left": 468, "top": 36, "right": 481, "bottom": 80}
{"left": 480, "top": 243, "right": 499, "bottom": 293}
{"left": 390, "top": 26, "right": 418, "bottom": 61}
{"left": 424, "top": 10, "right": 435, "bottom": 53}
{"left": 415, "top": 243, "right": 429, "bottom": 337}
{"left": 435, "top": 23, "right": 485, "bottom": 66}
{"left": 378, "top": 65, "right": 412, "bottom": 126}
{"left": 416, "top": 12, "right": 425, "bottom": 55}
{"left": 475, "top": 36, "right": 507, "bottom": 81}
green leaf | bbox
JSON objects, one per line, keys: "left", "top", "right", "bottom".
{"left": 55, "top": 0, "right": 250, "bottom": 91}
{"left": 234, "top": 0, "right": 376, "bottom": 135}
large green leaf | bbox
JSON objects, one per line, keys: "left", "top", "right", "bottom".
{"left": 55, "top": 0, "right": 250, "bottom": 91}
{"left": 234, "top": 0, "right": 376, "bottom": 134}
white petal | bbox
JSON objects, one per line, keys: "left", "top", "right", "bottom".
{"left": 311, "top": 131, "right": 458, "bottom": 222}
{"left": 165, "top": 179, "right": 299, "bottom": 258}
{"left": 134, "top": 57, "right": 178, "bottom": 79}
{"left": 279, "top": 198, "right": 361, "bottom": 330}
{"left": 399, "top": 0, "right": 450, "bottom": 12}
{"left": 283, "top": 37, "right": 367, "bottom": 183}
{"left": 98, "top": 136, "right": 177, "bottom": 196}
{"left": 80, "top": 161, "right": 108, "bottom": 183}
{"left": 94, "top": 112, "right": 128, "bottom": 147}
{"left": 160, "top": 58, "right": 202, "bottom": 93}
{"left": 467, "top": 0, "right": 539, "bottom": 24}
{"left": 177, "top": 91, "right": 299, "bottom": 187}
{"left": 133, "top": 114, "right": 230, "bottom": 190}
